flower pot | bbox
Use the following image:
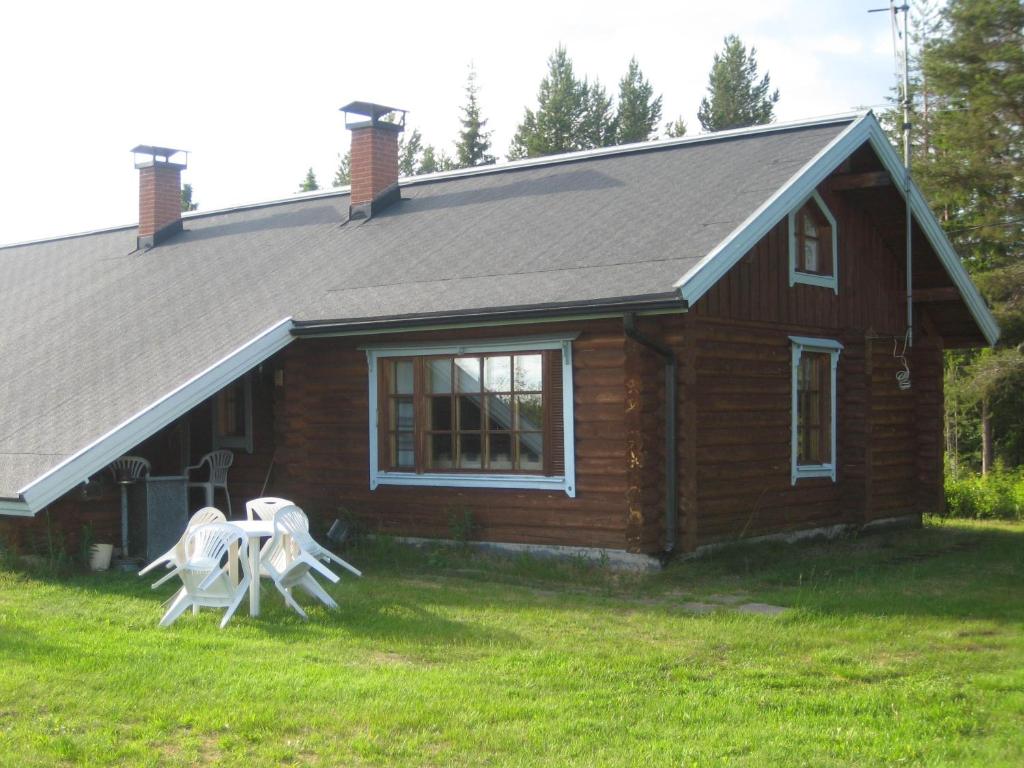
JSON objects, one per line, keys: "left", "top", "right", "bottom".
{"left": 89, "top": 543, "right": 114, "bottom": 571}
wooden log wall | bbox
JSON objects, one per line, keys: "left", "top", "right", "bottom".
{"left": 688, "top": 177, "right": 936, "bottom": 544}
{"left": 271, "top": 320, "right": 637, "bottom": 550}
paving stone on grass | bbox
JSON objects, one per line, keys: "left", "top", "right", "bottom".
{"left": 681, "top": 601, "right": 719, "bottom": 614}
{"left": 705, "top": 593, "right": 748, "bottom": 605}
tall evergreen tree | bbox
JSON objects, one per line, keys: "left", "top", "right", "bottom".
{"left": 398, "top": 129, "right": 424, "bottom": 177}
{"left": 697, "top": 35, "right": 779, "bottom": 132}
{"left": 580, "top": 78, "right": 617, "bottom": 149}
{"left": 455, "top": 66, "right": 495, "bottom": 168}
{"left": 398, "top": 128, "right": 453, "bottom": 176}
{"left": 180, "top": 183, "right": 198, "bottom": 212}
{"left": 664, "top": 116, "right": 688, "bottom": 138}
{"left": 615, "top": 57, "right": 663, "bottom": 144}
{"left": 509, "top": 46, "right": 589, "bottom": 159}
{"left": 914, "top": 0, "right": 1024, "bottom": 473}
{"left": 298, "top": 168, "right": 319, "bottom": 192}
{"left": 332, "top": 152, "right": 351, "bottom": 187}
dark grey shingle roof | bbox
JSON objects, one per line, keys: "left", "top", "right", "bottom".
{"left": 0, "top": 119, "right": 851, "bottom": 499}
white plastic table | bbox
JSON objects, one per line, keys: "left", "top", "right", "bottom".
{"left": 229, "top": 519, "right": 274, "bottom": 616}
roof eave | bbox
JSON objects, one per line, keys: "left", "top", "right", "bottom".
{"left": 14, "top": 317, "right": 295, "bottom": 515}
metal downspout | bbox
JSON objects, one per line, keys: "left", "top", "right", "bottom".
{"left": 623, "top": 313, "right": 678, "bottom": 554}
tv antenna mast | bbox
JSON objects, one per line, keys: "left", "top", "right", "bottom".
{"left": 870, "top": 1, "right": 914, "bottom": 350}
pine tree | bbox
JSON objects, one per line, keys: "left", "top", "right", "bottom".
{"left": 298, "top": 168, "right": 319, "bottom": 192}
{"left": 180, "top": 183, "right": 198, "bottom": 212}
{"left": 398, "top": 129, "right": 424, "bottom": 177}
{"left": 455, "top": 66, "right": 495, "bottom": 168}
{"left": 580, "top": 78, "right": 617, "bottom": 149}
{"left": 509, "top": 46, "right": 589, "bottom": 159}
{"left": 420, "top": 146, "right": 456, "bottom": 174}
{"left": 332, "top": 152, "right": 351, "bottom": 187}
{"left": 697, "top": 35, "right": 779, "bottom": 132}
{"left": 615, "top": 57, "right": 663, "bottom": 144}
{"left": 664, "top": 116, "right": 688, "bottom": 138}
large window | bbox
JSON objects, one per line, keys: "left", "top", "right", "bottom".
{"left": 790, "top": 337, "right": 842, "bottom": 483}
{"left": 366, "top": 336, "right": 576, "bottom": 496}
{"left": 788, "top": 191, "right": 838, "bottom": 292}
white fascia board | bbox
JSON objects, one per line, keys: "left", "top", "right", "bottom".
{"left": 860, "top": 119, "right": 1000, "bottom": 346}
{"left": 675, "top": 113, "right": 870, "bottom": 304}
{"left": 16, "top": 317, "right": 295, "bottom": 514}
{"left": 0, "top": 498, "right": 33, "bottom": 516}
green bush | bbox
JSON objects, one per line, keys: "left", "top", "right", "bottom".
{"left": 944, "top": 470, "right": 1024, "bottom": 520}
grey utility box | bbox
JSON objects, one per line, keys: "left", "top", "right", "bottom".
{"left": 128, "top": 475, "right": 188, "bottom": 562}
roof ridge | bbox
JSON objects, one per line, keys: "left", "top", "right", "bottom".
{"left": 1, "top": 111, "right": 866, "bottom": 250}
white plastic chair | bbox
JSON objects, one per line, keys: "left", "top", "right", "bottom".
{"left": 245, "top": 497, "right": 293, "bottom": 521}
{"left": 186, "top": 450, "right": 234, "bottom": 516}
{"left": 138, "top": 506, "right": 226, "bottom": 588}
{"left": 274, "top": 505, "right": 362, "bottom": 578}
{"left": 259, "top": 505, "right": 361, "bottom": 619}
{"left": 159, "top": 522, "right": 251, "bottom": 629}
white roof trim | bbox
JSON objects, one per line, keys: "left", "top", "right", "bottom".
{"left": 675, "top": 111, "right": 998, "bottom": 347}
{"left": 15, "top": 317, "right": 295, "bottom": 514}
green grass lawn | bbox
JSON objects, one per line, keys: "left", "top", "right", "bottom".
{"left": 0, "top": 518, "right": 1022, "bottom": 767}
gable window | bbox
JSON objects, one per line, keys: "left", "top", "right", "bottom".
{"left": 790, "top": 337, "right": 842, "bottom": 483}
{"left": 366, "top": 336, "right": 576, "bottom": 496}
{"left": 788, "top": 191, "right": 838, "bottom": 292}
{"left": 213, "top": 375, "right": 253, "bottom": 453}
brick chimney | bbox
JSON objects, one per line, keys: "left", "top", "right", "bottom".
{"left": 340, "top": 102, "right": 406, "bottom": 220}
{"left": 132, "top": 145, "right": 187, "bottom": 249}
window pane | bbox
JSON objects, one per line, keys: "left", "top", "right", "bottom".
{"left": 427, "top": 359, "right": 452, "bottom": 394}
{"left": 427, "top": 433, "right": 453, "bottom": 469}
{"left": 459, "top": 434, "right": 482, "bottom": 468}
{"left": 802, "top": 210, "right": 818, "bottom": 238}
{"left": 458, "top": 395, "right": 482, "bottom": 431}
{"left": 488, "top": 433, "right": 513, "bottom": 470}
{"left": 514, "top": 354, "right": 543, "bottom": 391}
{"left": 393, "top": 431, "right": 414, "bottom": 469}
{"left": 516, "top": 394, "right": 543, "bottom": 432}
{"left": 797, "top": 352, "right": 830, "bottom": 466}
{"left": 486, "top": 394, "right": 514, "bottom": 431}
{"left": 390, "top": 398, "right": 414, "bottom": 431}
{"left": 217, "top": 384, "right": 246, "bottom": 437}
{"left": 484, "top": 356, "right": 511, "bottom": 392}
{"left": 392, "top": 360, "right": 414, "bottom": 395}
{"left": 803, "top": 239, "right": 819, "bottom": 272}
{"left": 429, "top": 396, "right": 452, "bottom": 430}
{"left": 456, "top": 357, "right": 482, "bottom": 393}
{"left": 518, "top": 433, "right": 543, "bottom": 471}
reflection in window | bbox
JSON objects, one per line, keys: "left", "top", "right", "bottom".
{"left": 382, "top": 353, "right": 548, "bottom": 473}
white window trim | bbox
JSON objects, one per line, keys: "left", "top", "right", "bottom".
{"left": 790, "top": 336, "right": 842, "bottom": 484}
{"left": 212, "top": 374, "right": 254, "bottom": 454}
{"left": 364, "top": 335, "right": 577, "bottom": 497}
{"left": 788, "top": 190, "right": 838, "bottom": 293}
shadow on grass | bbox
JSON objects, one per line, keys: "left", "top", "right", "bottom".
{"left": 6, "top": 520, "right": 1022, "bottom": 629}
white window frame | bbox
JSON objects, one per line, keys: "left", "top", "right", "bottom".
{"left": 212, "top": 374, "right": 253, "bottom": 454}
{"left": 788, "top": 190, "right": 838, "bottom": 293}
{"left": 790, "top": 336, "right": 842, "bottom": 484}
{"left": 364, "top": 335, "right": 577, "bottom": 497}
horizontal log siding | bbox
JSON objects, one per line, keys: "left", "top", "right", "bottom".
{"left": 272, "top": 320, "right": 635, "bottom": 549}
{"left": 690, "top": 176, "right": 933, "bottom": 544}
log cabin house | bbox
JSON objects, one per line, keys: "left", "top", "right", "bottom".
{"left": 0, "top": 105, "right": 998, "bottom": 566}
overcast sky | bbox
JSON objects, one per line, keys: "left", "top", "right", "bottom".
{"left": 0, "top": 0, "right": 902, "bottom": 245}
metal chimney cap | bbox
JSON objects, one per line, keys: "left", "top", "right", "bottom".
{"left": 340, "top": 101, "right": 406, "bottom": 132}
{"left": 131, "top": 145, "right": 188, "bottom": 169}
